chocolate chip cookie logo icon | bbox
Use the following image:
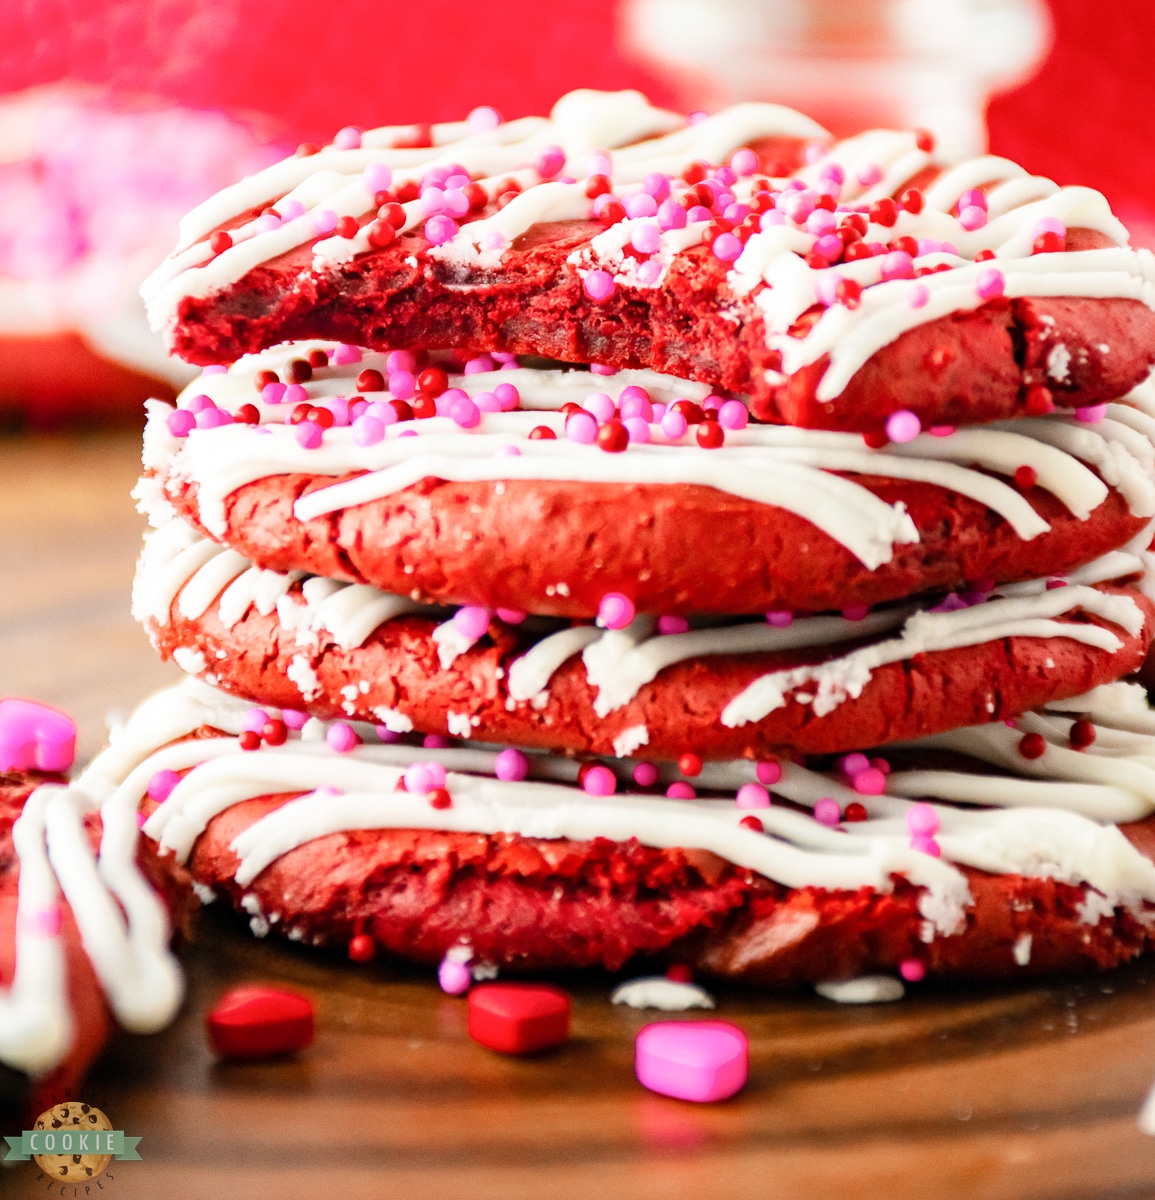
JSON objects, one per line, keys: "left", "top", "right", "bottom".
{"left": 3, "top": 1102, "right": 141, "bottom": 1181}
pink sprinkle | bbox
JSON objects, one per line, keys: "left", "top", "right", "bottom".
{"left": 760, "top": 209, "right": 786, "bottom": 229}
{"left": 481, "top": 230, "right": 508, "bottom": 252}
{"left": 494, "top": 382, "right": 521, "bottom": 410}
{"left": 388, "top": 370, "right": 416, "bottom": 399}
{"left": 243, "top": 707, "right": 269, "bottom": 733}
{"left": 295, "top": 420, "right": 323, "bottom": 449}
{"left": 660, "top": 410, "right": 688, "bottom": 440}
{"left": 736, "top": 783, "right": 770, "bottom": 809}
{"left": 453, "top": 606, "right": 491, "bottom": 640}
{"left": 666, "top": 782, "right": 696, "bottom": 800}
{"left": 1046, "top": 578, "right": 1068, "bottom": 589}
{"left": 813, "top": 798, "right": 842, "bottom": 827}
{"left": 586, "top": 150, "right": 613, "bottom": 176}
{"left": 439, "top": 956, "right": 473, "bottom": 995}
{"left": 880, "top": 250, "right": 915, "bottom": 281}
{"left": 715, "top": 399, "right": 748, "bottom": 430}
{"left": 282, "top": 709, "right": 308, "bottom": 730}
{"left": 976, "top": 266, "right": 1005, "bottom": 300}
{"left": 450, "top": 396, "right": 481, "bottom": 428}
{"left": 1075, "top": 404, "right": 1108, "bottom": 424}
{"left": 387, "top": 350, "right": 417, "bottom": 373}
{"left": 644, "top": 172, "right": 672, "bottom": 201}
{"left": 333, "top": 125, "right": 362, "bottom": 149}
{"left": 712, "top": 233, "right": 743, "bottom": 262}
{"left": 253, "top": 213, "right": 281, "bottom": 234}
{"left": 331, "top": 344, "right": 362, "bottom": 366}
{"left": 839, "top": 753, "right": 870, "bottom": 775}
{"left": 959, "top": 188, "right": 988, "bottom": 212}
{"left": 885, "top": 409, "right": 922, "bottom": 443}
{"left": 425, "top": 215, "right": 458, "bottom": 246}
{"left": 730, "top": 148, "right": 759, "bottom": 177}
{"left": 633, "top": 761, "right": 659, "bottom": 788}
{"left": 467, "top": 105, "right": 502, "bottom": 132}
{"left": 147, "top": 769, "right": 181, "bottom": 803}
{"left": 404, "top": 761, "right": 447, "bottom": 794}
{"left": 200, "top": 406, "right": 235, "bottom": 429}
{"left": 852, "top": 768, "right": 887, "bottom": 796}
{"left": 282, "top": 383, "right": 308, "bottom": 406}
{"left": 598, "top": 592, "right": 636, "bottom": 630}
{"left": 805, "top": 209, "right": 837, "bottom": 236}
{"left": 618, "top": 386, "right": 652, "bottom": 420}
{"left": 688, "top": 110, "right": 710, "bottom": 125}
{"left": 635, "top": 1020, "right": 748, "bottom": 1103}
{"left": 929, "top": 424, "right": 955, "bottom": 437}
{"left": 590, "top": 363, "right": 617, "bottom": 376}
{"left": 327, "top": 723, "right": 360, "bottom": 754}
{"left": 424, "top": 735, "right": 451, "bottom": 749}
{"left": 907, "top": 802, "right": 941, "bottom": 837}
{"left": 765, "top": 611, "right": 793, "bottom": 628}
{"left": 756, "top": 760, "right": 782, "bottom": 786}
{"left": 363, "top": 162, "right": 393, "bottom": 194}
{"left": 167, "top": 409, "right": 196, "bottom": 437}
{"left": 375, "top": 725, "right": 401, "bottom": 743}
{"left": 856, "top": 162, "right": 884, "bottom": 187}
{"left": 187, "top": 391, "right": 216, "bottom": 413}
{"left": 496, "top": 607, "right": 527, "bottom": 625}
{"left": 464, "top": 354, "right": 496, "bottom": 375}
{"left": 636, "top": 260, "right": 664, "bottom": 286}
{"left": 723, "top": 203, "right": 751, "bottom": 224}
{"left": 474, "top": 392, "right": 501, "bottom": 412}
{"left": 958, "top": 205, "right": 987, "bottom": 231}
{"left": 494, "top": 748, "right": 529, "bottom": 782}
{"left": 583, "top": 392, "right": 616, "bottom": 422}
{"left": 313, "top": 208, "right": 338, "bottom": 235}
{"left": 201, "top": 364, "right": 227, "bottom": 377}
{"left": 443, "top": 189, "right": 471, "bottom": 218}
{"left": 536, "top": 145, "right": 566, "bottom": 178}
{"left": 813, "top": 234, "right": 844, "bottom": 262}
{"left": 1033, "top": 216, "right": 1067, "bottom": 240}
{"left": 624, "top": 417, "right": 651, "bottom": 443}
{"left": 566, "top": 410, "right": 599, "bottom": 444}
{"left": 871, "top": 757, "right": 891, "bottom": 775}
{"left": 899, "top": 959, "right": 926, "bottom": 982}
{"left": 657, "top": 200, "right": 687, "bottom": 231}
{"left": 624, "top": 193, "right": 658, "bottom": 219}
{"left": 908, "top": 282, "right": 931, "bottom": 309}
{"left": 912, "top": 835, "right": 941, "bottom": 857}
{"left": 842, "top": 605, "right": 869, "bottom": 621}
{"left": 583, "top": 765, "right": 617, "bottom": 796}
{"left": 657, "top": 614, "right": 690, "bottom": 635}
{"left": 584, "top": 270, "right": 615, "bottom": 303}
{"left": 19, "top": 904, "right": 63, "bottom": 939}
{"left": 687, "top": 205, "right": 714, "bottom": 224}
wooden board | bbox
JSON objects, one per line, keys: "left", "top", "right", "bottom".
{"left": 4, "top": 429, "right": 1155, "bottom": 1199}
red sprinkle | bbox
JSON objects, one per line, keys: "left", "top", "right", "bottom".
{"left": 844, "top": 802, "right": 869, "bottom": 822}
{"left": 678, "top": 752, "right": 703, "bottom": 777}
{"left": 373, "top": 189, "right": 396, "bottom": 207}
{"left": 529, "top": 426, "right": 557, "bottom": 440}
{"left": 899, "top": 187, "right": 925, "bottom": 214}
{"left": 348, "top": 933, "right": 376, "bottom": 963}
{"left": 368, "top": 220, "right": 396, "bottom": 249}
{"left": 411, "top": 395, "right": 438, "bottom": 419}
{"left": 209, "top": 230, "right": 233, "bottom": 255}
{"left": 585, "top": 174, "right": 612, "bottom": 198}
{"left": 683, "top": 161, "right": 709, "bottom": 184}
{"left": 396, "top": 179, "right": 421, "bottom": 203}
{"left": 464, "top": 182, "right": 489, "bottom": 212}
{"left": 862, "top": 429, "right": 890, "bottom": 449}
{"left": 1014, "top": 465, "right": 1038, "bottom": 490}
{"left": 308, "top": 349, "right": 329, "bottom": 368}
{"left": 666, "top": 963, "right": 694, "bottom": 983}
{"left": 207, "top": 986, "right": 315, "bottom": 1061}
{"left": 306, "top": 406, "right": 335, "bottom": 429}
{"left": 1069, "top": 719, "right": 1096, "bottom": 750}
{"left": 235, "top": 403, "right": 260, "bottom": 425}
{"left": 915, "top": 129, "right": 936, "bottom": 153}
{"left": 598, "top": 199, "right": 627, "bottom": 226}
{"left": 739, "top": 815, "right": 764, "bottom": 832}
{"left": 671, "top": 400, "right": 704, "bottom": 425}
{"left": 974, "top": 248, "right": 996, "bottom": 262}
{"left": 468, "top": 983, "right": 570, "bottom": 1055}
{"left": 335, "top": 215, "right": 360, "bottom": 239}
{"left": 869, "top": 197, "right": 899, "bottom": 227}
{"left": 696, "top": 420, "right": 724, "bottom": 449}
{"left": 261, "top": 719, "right": 287, "bottom": 746}
{"left": 389, "top": 399, "right": 414, "bottom": 423}
{"left": 254, "top": 369, "right": 280, "bottom": 391}
{"left": 1018, "top": 732, "right": 1046, "bottom": 760}
{"left": 836, "top": 278, "right": 862, "bottom": 309}
{"left": 379, "top": 202, "right": 407, "bottom": 229}
{"left": 597, "top": 419, "right": 629, "bottom": 453}
{"left": 843, "top": 242, "right": 873, "bottom": 262}
{"left": 238, "top": 730, "right": 261, "bottom": 752}
{"left": 356, "top": 368, "right": 385, "bottom": 393}
{"left": 295, "top": 142, "right": 321, "bottom": 157}
{"left": 1033, "top": 231, "right": 1065, "bottom": 254}
{"left": 288, "top": 359, "right": 312, "bottom": 384}
{"left": 428, "top": 787, "right": 452, "bottom": 810}
{"left": 1024, "top": 385, "right": 1055, "bottom": 416}
{"left": 890, "top": 234, "right": 919, "bottom": 257}
{"left": 418, "top": 366, "right": 449, "bottom": 397}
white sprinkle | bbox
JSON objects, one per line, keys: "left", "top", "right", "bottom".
{"left": 611, "top": 977, "right": 716, "bottom": 1011}
{"left": 815, "top": 975, "right": 905, "bottom": 1004}
{"left": 1013, "top": 933, "right": 1033, "bottom": 966}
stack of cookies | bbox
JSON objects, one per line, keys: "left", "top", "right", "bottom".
{"left": 93, "top": 89, "right": 1155, "bottom": 988}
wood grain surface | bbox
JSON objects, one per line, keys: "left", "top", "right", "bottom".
{"left": 4, "top": 429, "right": 1155, "bottom": 1200}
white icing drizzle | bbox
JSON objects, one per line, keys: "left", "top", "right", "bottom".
{"left": 71, "top": 681, "right": 1155, "bottom": 946}
{"left": 140, "top": 90, "right": 1153, "bottom": 411}
{"left": 721, "top": 580, "right": 1145, "bottom": 728}
{"left": 146, "top": 352, "right": 1155, "bottom": 575}
{"left": 0, "top": 780, "right": 183, "bottom": 1076}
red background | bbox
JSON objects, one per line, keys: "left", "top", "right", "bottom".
{"left": 0, "top": 0, "right": 1150, "bottom": 233}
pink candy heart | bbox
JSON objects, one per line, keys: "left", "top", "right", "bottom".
{"left": 0, "top": 698, "right": 77, "bottom": 774}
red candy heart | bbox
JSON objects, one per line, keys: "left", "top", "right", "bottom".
{"left": 207, "top": 986, "right": 315, "bottom": 1060}
{"left": 467, "top": 983, "right": 570, "bottom": 1054}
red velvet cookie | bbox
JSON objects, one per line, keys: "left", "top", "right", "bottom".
{"left": 158, "top": 466, "right": 1152, "bottom": 621}
{"left": 142, "top": 90, "right": 1155, "bottom": 432}
{"left": 112, "top": 683, "right": 1155, "bottom": 985}
{"left": 137, "top": 535, "right": 1155, "bottom": 759}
